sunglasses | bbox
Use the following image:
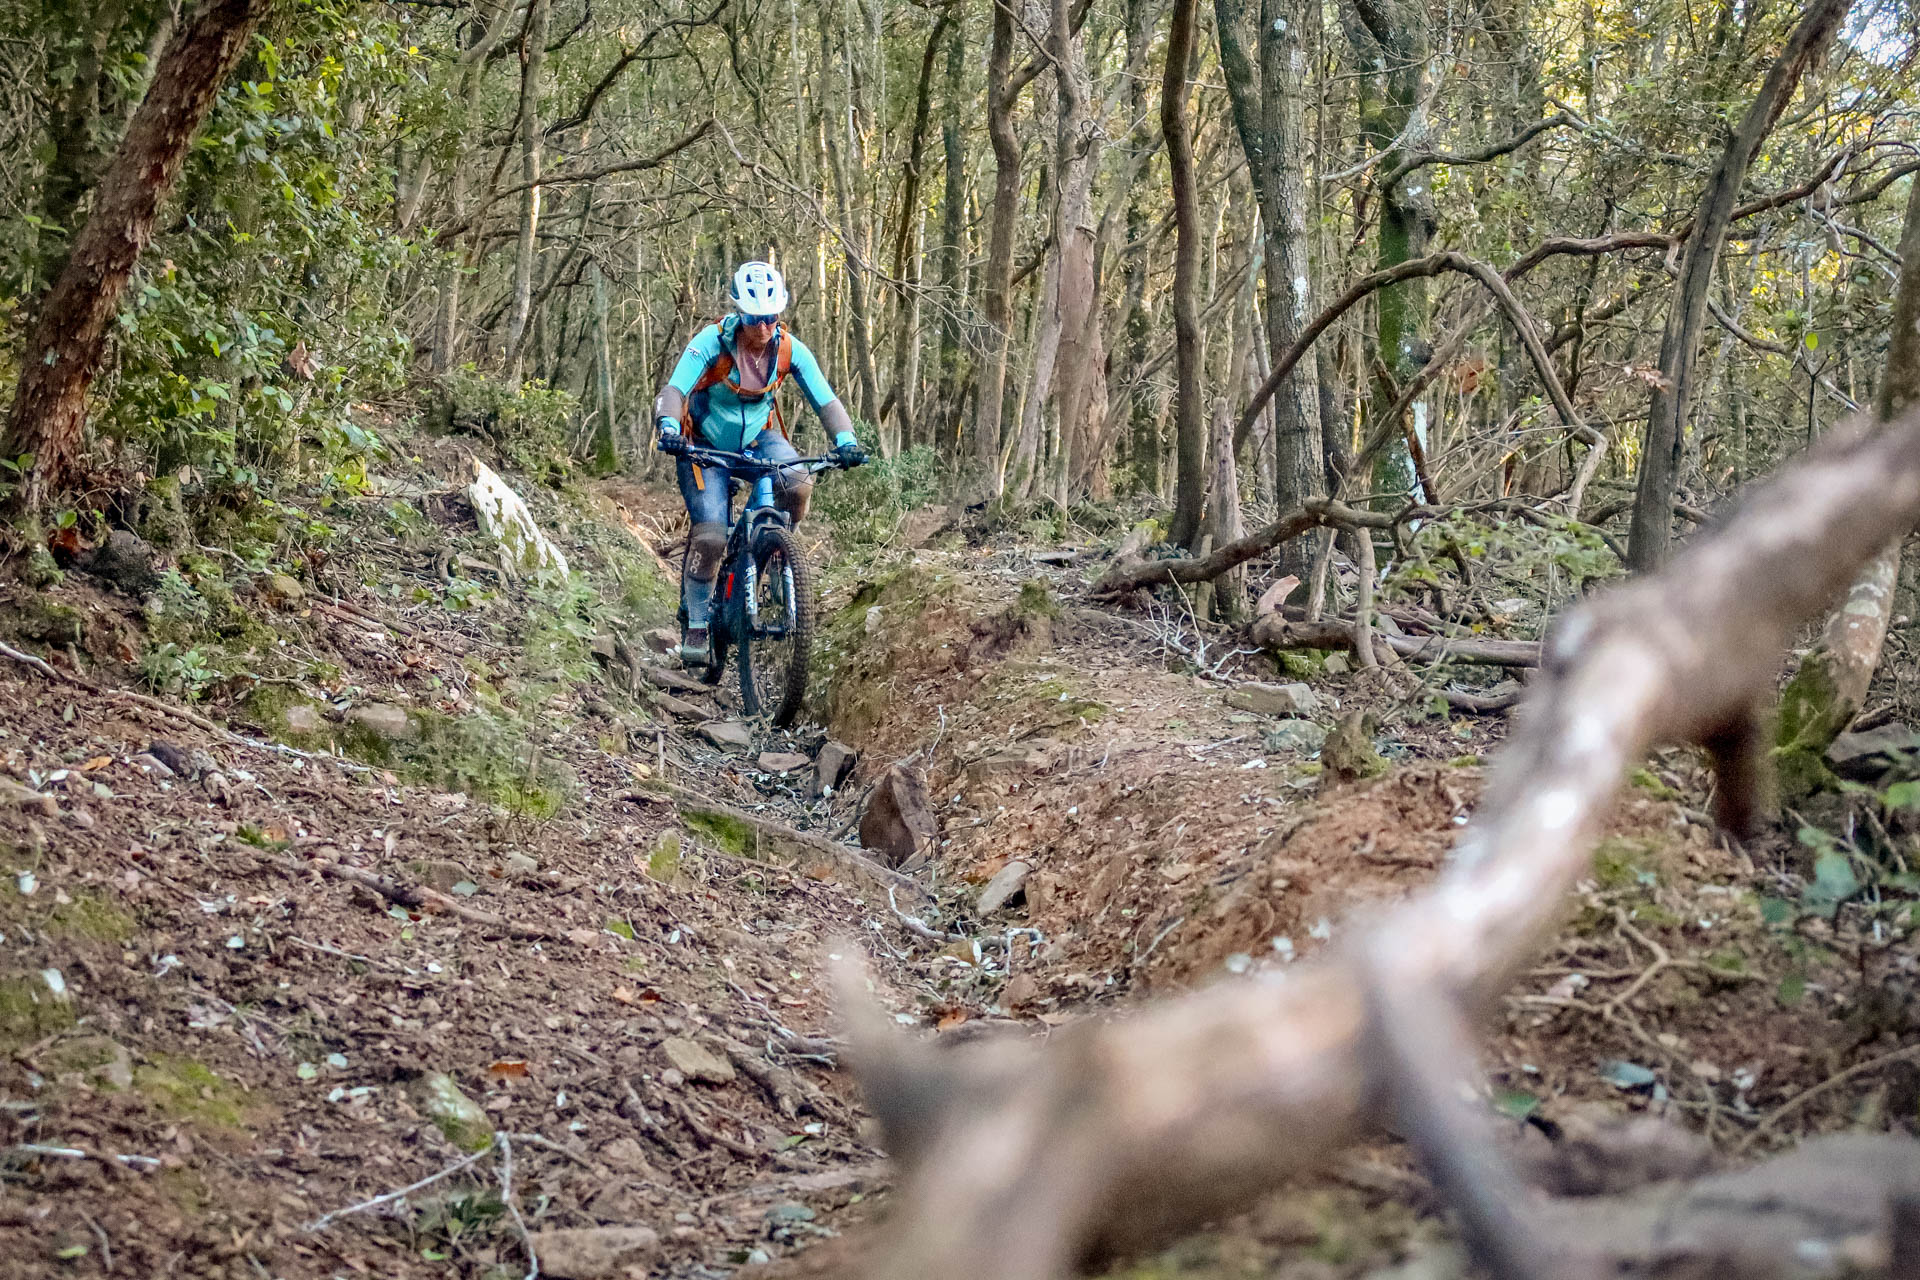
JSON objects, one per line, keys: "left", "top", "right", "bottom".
{"left": 739, "top": 316, "right": 778, "bottom": 329}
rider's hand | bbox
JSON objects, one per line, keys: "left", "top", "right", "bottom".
{"left": 657, "top": 420, "right": 690, "bottom": 456}
{"left": 832, "top": 438, "right": 868, "bottom": 468}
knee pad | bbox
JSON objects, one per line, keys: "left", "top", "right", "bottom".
{"left": 776, "top": 475, "right": 814, "bottom": 521}
{"left": 685, "top": 522, "right": 726, "bottom": 581}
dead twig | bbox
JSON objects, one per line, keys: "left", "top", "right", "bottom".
{"left": 303, "top": 1144, "right": 497, "bottom": 1232}
{"left": 292, "top": 856, "right": 571, "bottom": 943}
{"left": 1738, "top": 1042, "right": 1920, "bottom": 1153}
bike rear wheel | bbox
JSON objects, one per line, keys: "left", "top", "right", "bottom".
{"left": 738, "top": 526, "right": 813, "bottom": 727}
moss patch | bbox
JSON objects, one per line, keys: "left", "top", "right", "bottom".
{"left": 0, "top": 974, "right": 76, "bottom": 1052}
{"left": 1016, "top": 578, "right": 1061, "bottom": 620}
{"left": 332, "top": 707, "right": 571, "bottom": 818}
{"left": 646, "top": 833, "right": 684, "bottom": 883}
{"left": 681, "top": 810, "right": 753, "bottom": 857}
{"left": 1592, "top": 836, "right": 1659, "bottom": 890}
{"left": 1275, "top": 649, "right": 1328, "bottom": 680}
{"left": 0, "top": 594, "right": 86, "bottom": 647}
{"left": 1626, "top": 766, "right": 1680, "bottom": 801}
{"left": 134, "top": 1055, "right": 253, "bottom": 1133}
{"left": 0, "top": 886, "right": 139, "bottom": 946}
{"left": 1773, "top": 655, "right": 1850, "bottom": 803}
{"left": 46, "top": 891, "right": 138, "bottom": 944}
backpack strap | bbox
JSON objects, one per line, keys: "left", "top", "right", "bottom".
{"left": 679, "top": 322, "right": 793, "bottom": 434}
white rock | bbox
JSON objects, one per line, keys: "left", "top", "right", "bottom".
{"left": 467, "top": 459, "right": 570, "bottom": 581}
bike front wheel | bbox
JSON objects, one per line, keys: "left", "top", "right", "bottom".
{"left": 738, "top": 525, "right": 814, "bottom": 728}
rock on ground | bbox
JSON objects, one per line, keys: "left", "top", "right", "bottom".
{"left": 1225, "top": 681, "right": 1327, "bottom": 718}
{"left": 811, "top": 741, "right": 857, "bottom": 797}
{"left": 468, "top": 458, "right": 571, "bottom": 581}
{"left": 347, "top": 703, "right": 418, "bottom": 742}
{"left": 661, "top": 1036, "right": 736, "bottom": 1084}
{"left": 701, "top": 721, "right": 754, "bottom": 751}
{"left": 531, "top": 1225, "right": 661, "bottom": 1278}
{"left": 978, "top": 860, "right": 1032, "bottom": 914}
{"left": 859, "top": 763, "right": 939, "bottom": 867}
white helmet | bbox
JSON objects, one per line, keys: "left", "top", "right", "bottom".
{"left": 729, "top": 261, "right": 789, "bottom": 318}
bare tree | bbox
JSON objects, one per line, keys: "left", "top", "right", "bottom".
{"left": 504, "top": 0, "right": 553, "bottom": 372}
{"left": 1215, "top": 0, "right": 1322, "bottom": 574}
{"left": 3, "top": 0, "right": 277, "bottom": 513}
{"left": 847, "top": 390, "right": 1920, "bottom": 1277}
{"left": 1164, "top": 0, "right": 1207, "bottom": 548}
{"left": 1627, "top": 0, "right": 1853, "bottom": 569}
{"left": 971, "top": 0, "right": 1022, "bottom": 498}
{"left": 1774, "top": 160, "right": 1920, "bottom": 797}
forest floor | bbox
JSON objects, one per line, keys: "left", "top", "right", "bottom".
{"left": 0, "top": 429, "right": 1911, "bottom": 1279}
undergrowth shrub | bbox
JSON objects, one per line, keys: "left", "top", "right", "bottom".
{"left": 816, "top": 444, "right": 942, "bottom": 543}
{"left": 432, "top": 365, "right": 574, "bottom": 486}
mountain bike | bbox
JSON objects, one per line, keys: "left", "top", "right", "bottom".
{"left": 673, "top": 445, "right": 855, "bottom": 728}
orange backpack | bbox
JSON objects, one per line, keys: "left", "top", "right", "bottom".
{"left": 682, "top": 320, "right": 794, "bottom": 440}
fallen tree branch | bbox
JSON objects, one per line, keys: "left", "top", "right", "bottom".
{"left": 844, "top": 401, "right": 1920, "bottom": 1279}
{"left": 294, "top": 856, "right": 571, "bottom": 943}
{"left": 1251, "top": 615, "right": 1542, "bottom": 668}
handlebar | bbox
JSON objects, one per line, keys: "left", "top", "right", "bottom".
{"left": 670, "top": 445, "right": 852, "bottom": 476}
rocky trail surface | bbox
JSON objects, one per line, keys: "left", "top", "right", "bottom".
{"left": 0, "top": 450, "right": 1904, "bottom": 1279}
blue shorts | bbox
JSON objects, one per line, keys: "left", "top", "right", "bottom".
{"left": 677, "top": 429, "right": 801, "bottom": 526}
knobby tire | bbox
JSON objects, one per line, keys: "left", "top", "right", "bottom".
{"left": 738, "top": 526, "right": 813, "bottom": 728}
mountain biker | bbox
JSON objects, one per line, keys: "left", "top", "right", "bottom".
{"left": 653, "top": 261, "right": 866, "bottom": 666}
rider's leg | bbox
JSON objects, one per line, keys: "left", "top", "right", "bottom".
{"left": 751, "top": 430, "right": 811, "bottom": 523}
{"left": 676, "top": 452, "right": 731, "bottom": 660}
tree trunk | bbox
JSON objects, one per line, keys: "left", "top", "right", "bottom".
{"left": 884, "top": 12, "right": 951, "bottom": 446}
{"left": 36, "top": 0, "right": 137, "bottom": 289}
{"left": 589, "top": 257, "right": 620, "bottom": 474}
{"left": 821, "top": 20, "right": 884, "bottom": 436}
{"left": 1046, "top": 0, "right": 1103, "bottom": 509}
{"left": 1009, "top": 108, "right": 1061, "bottom": 502}
{"left": 972, "top": 0, "right": 1021, "bottom": 499}
{"left": 1216, "top": 0, "right": 1322, "bottom": 575}
{"left": 933, "top": 6, "right": 970, "bottom": 455}
{"left": 4, "top": 0, "right": 275, "bottom": 512}
{"left": 1627, "top": 0, "right": 1852, "bottom": 570}
{"left": 505, "top": 0, "right": 552, "bottom": 372}
{"left": 1345, "top": 0, "right": 1433, "bottom": 499}
{"left": 1206, "top": 397, "right": 1249, "bottom": 617}
{"left": 1164, "top": 0, "right": 1207, "bottom": 548}
{"left": 1774, "top": 152, "right": 1920, "bottom": 799}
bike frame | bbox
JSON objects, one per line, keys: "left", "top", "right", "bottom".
{"left": 677, "top": 445, "right": 840, "bottom": 646}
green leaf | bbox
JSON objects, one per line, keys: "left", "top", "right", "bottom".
{"left": 1758, "top": 896, "right": 1793, "bottom": 925}
{"left": 297, "top": 1061, "right": 318, "bottom": 1080}
{"left": 1806, "top": 851, "right": 1860, "bottom": 917}
{"left": 1492, "top": 1088, "right": 1540, "bottom": 1120}
{"left": 450, "top": 880, "right": 478, "bottom": 897}
{"left": 1884, "top": 780, "right": 1920, "bottom": 811}
{"left": 1778, "top": 971, "right": 1807, "bottom": 1006}
{"left": 55, "top": 1244, "right": 88, "bottom": 1260}
{"left": 1804, "top": 331, "right": 1819, "bottom": 351}
{"left": 605, "top": 917, "right": 636, "bottom": 941}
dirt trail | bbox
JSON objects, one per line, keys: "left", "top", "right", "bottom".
{"left": 0, "top": 455, "right": 1904, "bottom": 1279}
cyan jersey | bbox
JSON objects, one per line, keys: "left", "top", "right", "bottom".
{"left": 668, "top": 317, "right": 839, "bottom": 452}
